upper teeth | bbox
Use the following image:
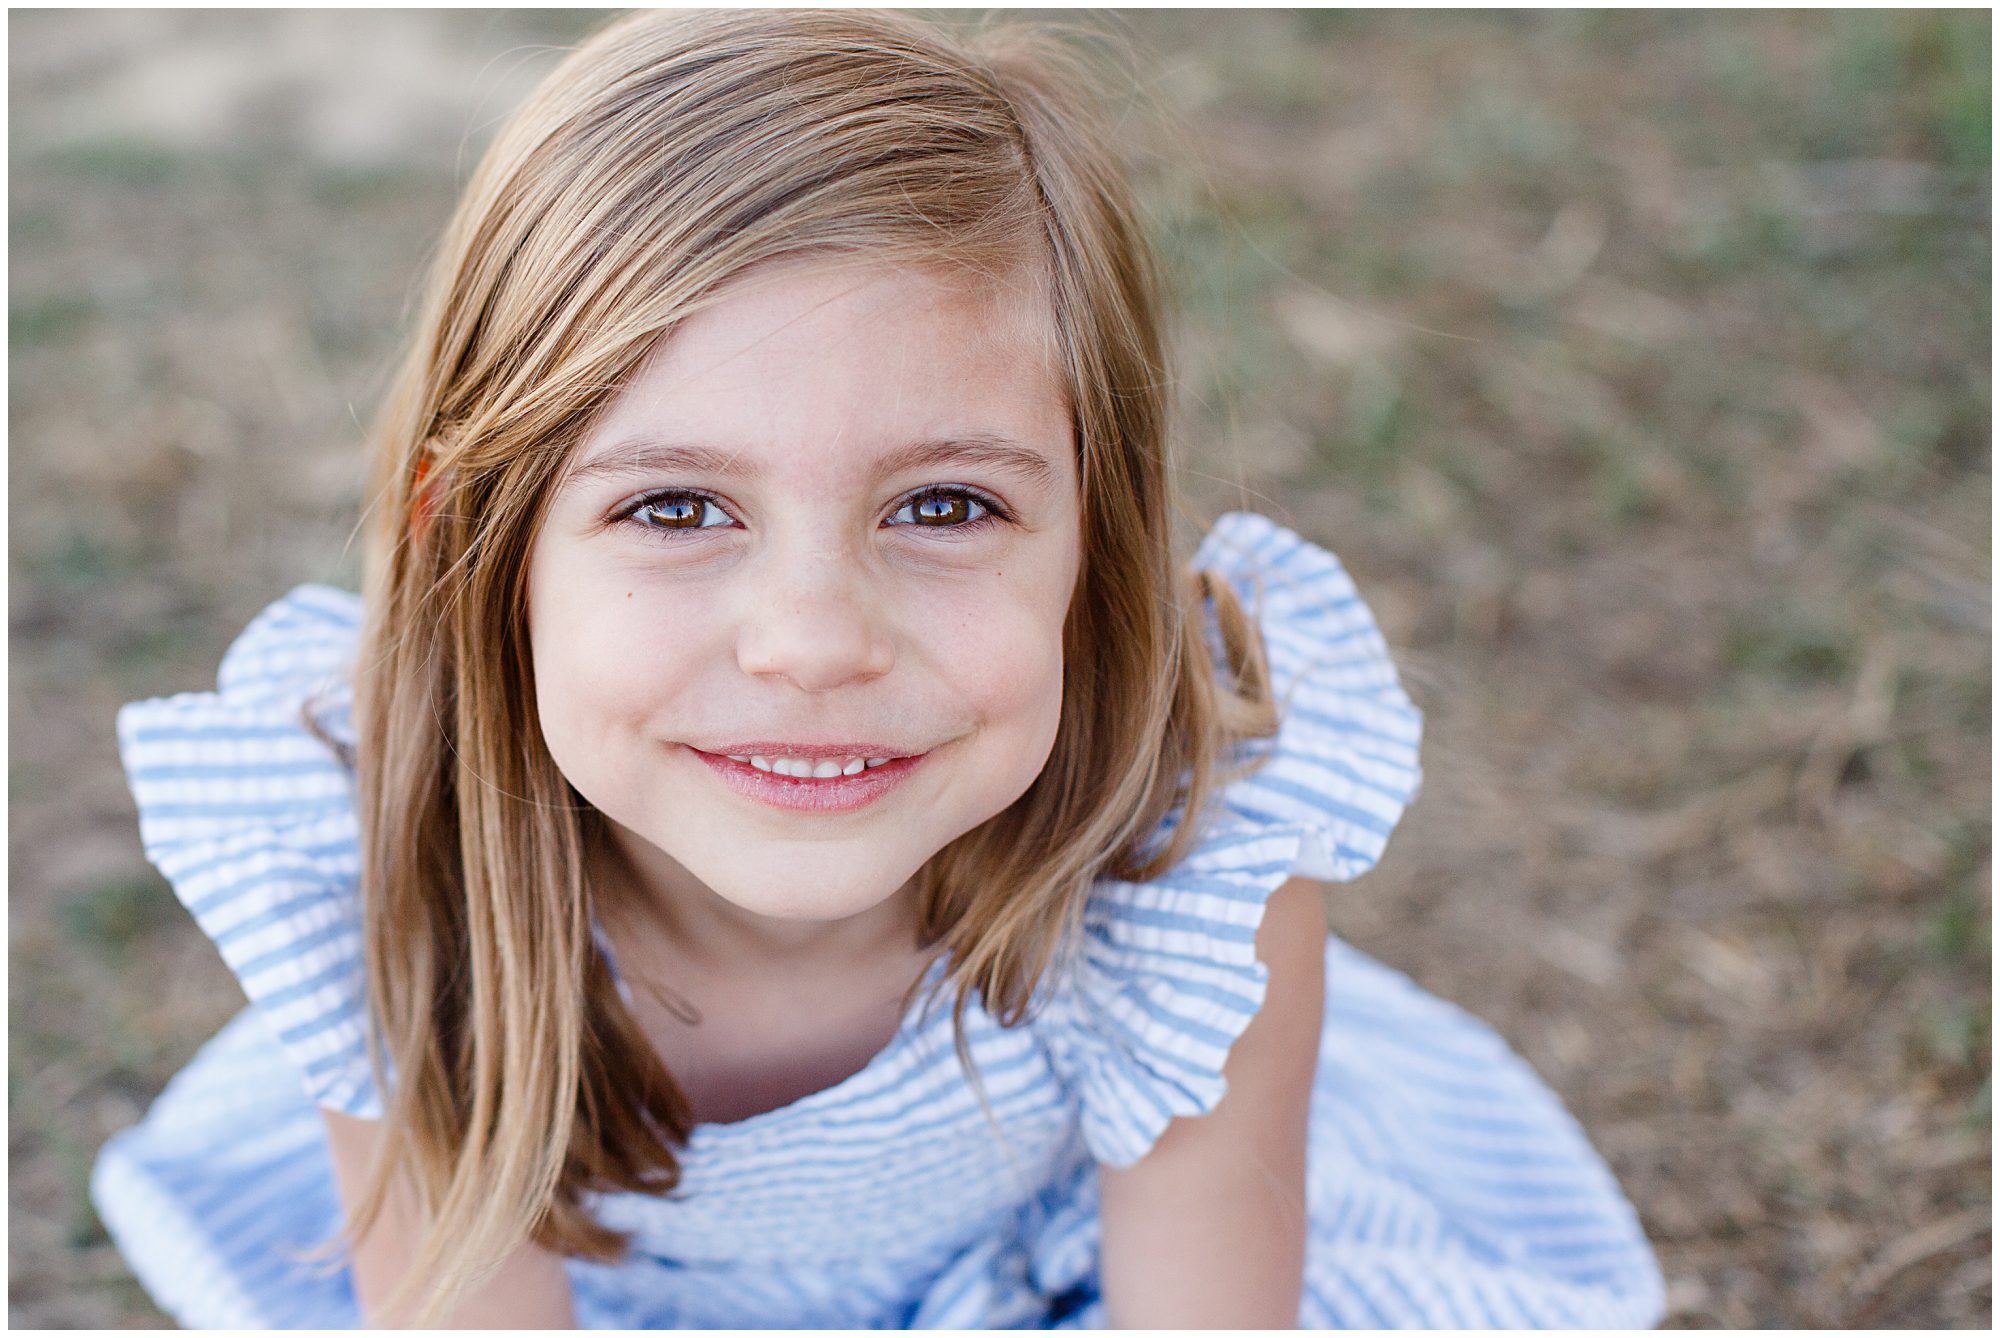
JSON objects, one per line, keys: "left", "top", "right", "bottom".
{"left": 727, "top": 754, "right": 892, "bottom": 777}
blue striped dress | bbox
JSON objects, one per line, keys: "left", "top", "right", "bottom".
{"left": 92, "top": 511, "right": 1665, "bottom": 1328}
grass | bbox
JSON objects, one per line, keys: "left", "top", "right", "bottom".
{"left": 56, "top": 872, "right": 182, "bottom": 958}
{"left": 40, "top": 141, "right": 184, "bottom": 187}
{"left": 1725, "top": 610, "right": 1859, "bottom": 685}
{"left": 8, "top": 293, "right": 96, "bottom": 348}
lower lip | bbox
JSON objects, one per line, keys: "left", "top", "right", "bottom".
{"left": 689, "top": 748, "right": 925, "bottom": 814}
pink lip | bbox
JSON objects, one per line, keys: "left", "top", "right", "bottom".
{"left": 695, "top": 741, "right": 917, "bottom": 759}
{"left": 688, "top": 747, "right": 925, "bottom": 815}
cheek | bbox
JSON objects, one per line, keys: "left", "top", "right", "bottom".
{"left": 915, "top": 569, "right": 1070, "bottom": 748}
{"left": 527, "top": 562, "right": 722, "bottom": 757}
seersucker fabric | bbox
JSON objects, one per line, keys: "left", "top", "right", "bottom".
{"left": 92, "top": 511, "right": 1666, "bottom": 1328}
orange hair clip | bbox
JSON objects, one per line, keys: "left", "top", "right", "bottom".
{"left": 410, "top": 455, "right": 439, "bottom": 544}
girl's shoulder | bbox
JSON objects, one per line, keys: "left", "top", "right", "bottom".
{"left": 118, "top": 584, "right": 381, "bottom": 1118}
{"left": 1031, "top": 511, "right": 1424, "bottom": 1167}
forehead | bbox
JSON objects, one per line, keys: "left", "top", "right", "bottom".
{"left": 571, "top": 259, "right": 1072, "bottom": 478}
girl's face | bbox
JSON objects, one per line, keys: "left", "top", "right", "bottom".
{"left": 527, "top": 260, "right": 1081, "bottom": 936}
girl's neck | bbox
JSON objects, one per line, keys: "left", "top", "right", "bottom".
{"left": 593, "top": 822, "right": 926, "bottom": 975}
{"left": 587, "top": 821, "right": 939, "bottom": 1129}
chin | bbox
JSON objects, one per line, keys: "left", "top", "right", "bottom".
{"left": 690, "top": 854, "right": 920, "bottom": 924}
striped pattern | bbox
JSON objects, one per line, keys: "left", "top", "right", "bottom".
{"left": 1036, "top": 512, "right": 1426, "bottom": 1168}
{"left": 91, "top": 511, "right": 1664, "bottom": 1328}
{"left": 115, "top": 585, "right": 382, "bottom": 1120}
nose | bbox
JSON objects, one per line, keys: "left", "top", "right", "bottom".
{"left": 735, "top": 553, "right": 895, "bottom": 693}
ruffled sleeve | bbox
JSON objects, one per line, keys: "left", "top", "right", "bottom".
{"left": 1037, "top": 512, "right": 1424, "bottom": 1167}
{"left": 117, "top": 584, "right": 382, "bottom": 1118}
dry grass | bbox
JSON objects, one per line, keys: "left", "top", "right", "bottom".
{"left": 9, "top": 9, "right": 1989, "bottom": 1328}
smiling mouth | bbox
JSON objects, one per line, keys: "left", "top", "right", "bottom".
{"left": 688, "top": 746, "right": 926, "bottom": 813}
{"left": 690, "top": 742, "right": 925, "bottom": 778}
{"left": 726, "top": 753, "right": 896, "bottom": 778}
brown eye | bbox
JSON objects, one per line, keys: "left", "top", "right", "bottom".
{"left": 890, "top": 488, "right": 995, "bottom": 530}
{"left": 913, "top": 493, "right": 970, "bottom": 525}
{"left": 633, "top": 493, "right": 724, "bottom": 529}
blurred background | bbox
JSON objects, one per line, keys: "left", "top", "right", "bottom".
{"left": 9, "top": 9, "right": 1989, "bottom": 1328}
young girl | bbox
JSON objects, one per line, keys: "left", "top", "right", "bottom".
{"left": 94, "top": 10, "right": 1664, "bottom": 1329}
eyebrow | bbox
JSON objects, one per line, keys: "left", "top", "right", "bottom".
{"left": 560, "top": 434, "right": 1064, "bottom": 493}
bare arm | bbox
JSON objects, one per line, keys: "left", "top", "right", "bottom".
{"left": 1097, "top": 876, "right": 1327, "bottom": 1328}
{"left": 321, "top": 1109, "right": 579, "bottom": 1329}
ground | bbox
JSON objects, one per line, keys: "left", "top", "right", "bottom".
{"left": 8, "top": 9, "right": 1989, "bottom": 1328}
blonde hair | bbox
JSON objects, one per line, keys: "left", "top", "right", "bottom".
{"left": 342, "top": 9, "right": 1277, "bottom": 1324}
